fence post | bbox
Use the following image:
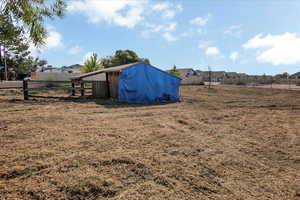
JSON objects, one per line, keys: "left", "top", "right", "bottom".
{"left": 80, "top": 82, "right": 84, "bottom": 96}
{"left": 23, "top": 80, "right": 29, "bottom": 100}
{"left": 72, "top": 82, "right": 75, "bottom": 96}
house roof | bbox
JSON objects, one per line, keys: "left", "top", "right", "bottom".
{"left": 177, "top": 68, "right": 195, "bottom": 74}
{"left": 71, "top": 62, "right": 139, "bottom": 80}
{"left": 291, "top": 72, "right": 300, "bottom": 77}
{"left": 62, "top": 64, "right": 83, "bottom": 70}
{"left": 177, "top": 68, "right": 196, "bottom": 77}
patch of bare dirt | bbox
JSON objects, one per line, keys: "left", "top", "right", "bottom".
{"left": 0, "top": 86, "right": 300, "bottom": 200}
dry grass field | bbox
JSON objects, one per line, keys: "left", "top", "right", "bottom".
{"left": 0, "top": 86, "right": 300, "bottom": 200}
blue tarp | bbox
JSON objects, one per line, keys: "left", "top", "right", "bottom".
{"left": 118, "top": 63, "right": 181, "bottom": 103}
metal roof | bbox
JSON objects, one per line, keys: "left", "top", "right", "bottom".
{"left": 71, "top": 62, "right": 139, "bottom": 80}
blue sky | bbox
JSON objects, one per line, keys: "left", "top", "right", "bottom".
{"left": 33, "top": 0, "right": 300, "bottom": 75}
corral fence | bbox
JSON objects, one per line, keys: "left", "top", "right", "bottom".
{"left": 92, "top": 81, "right": 108, "bottom": 98}
{"left": 223, "top": 77, "right": 300, "bottom": 85}
{"left": 180, "top": 76, "right": 204, "bottom": 85}
{"left": 179, "top": 76, "right": 300, "bottom": 90}
{"left": 222, "top": 78, "right": 300, "bottom": 91}
{"left": 22, "top": 80, "right": 108, "bottom": 100}
{"left": 0, "top": 81, "right": 26, "bottom": 89}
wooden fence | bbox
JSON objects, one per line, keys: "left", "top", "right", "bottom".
{"left": 92, "top": 81, "right": 108, "bottom": 98}
{"left": 22, "top": 80, "right": 109, "bottom": 100}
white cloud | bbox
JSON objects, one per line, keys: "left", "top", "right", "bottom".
{"left": 164, "top": 22, "right": 177, "bottom": 32}
{"left": 82, "top": 51, "right": 96, "bottom": 63}
{"left": 198, "top": 40, "right": 213, "bottom": 49}
{"left": 190, "top": 17, "right": 208, "bottom": 26}
{"left": 69, "top": 0, "right": 184, "bottom": 43}
{"left": 84, "top": 52, "right": 94, "bottom": 59}
{"left": 206, "top": 47, "right": 220, "bottom": 56}
{"left": 141, "top": 23, "right": 164, "bottom": 38}
{"left": 176, "top": 4, "right": 183, "bottom": 12}
{"left": 243, "top": 33, "right": 292, "bottom": 49}
{"left": 243, "top": 33, "right": 300, "bottom": 65}
{"left": 181, "top": 28, "right": 206, "bottom": 38}
{"left": 230, "top": 51, "right": 239, "bottom": 62}
{"left": 152, "top": 2, "right": 170, "bottom": 11}
{"left": 68, "top": 46, "right": 82, "bottom": 55}
{"left": 29, "top": 26, "right": 63, "bottom": 55}
{"left": 162, "top": 32, "right": 177, "bottom": 41}
{"left": 68, "top": 0, "right": 147, "bottom": 28}
{"left": 45, "top": 30, "right": 62, "bottom": 48}
{"left": 68, "top": 0, "right": 183, "bottom": 43}
{"left": 142, "top": 22, "right": 177, "bottom": 40}
{"left": 152, "top": 2, "right": 182, "bottom": 20}
{"left": 144, "top": 22, "right": 177, "bottom": 33}
{"left": 162, "top": 10, "right": 176, "bottom": 19}
{"left": 224, "top": 25, "right": 242, "bottom": 38}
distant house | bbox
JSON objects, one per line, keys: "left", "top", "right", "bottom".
{"left": 33, "top": 64, "right": 83, "bottom": 81}
{"left": 213, "top": 71, "right": 226, "bottom": 81}
{"left": 177, "top": 68, "right": 203, "bottom": 85}
{"left": 196, "top": 70, "right": 226, "bottom": 82}
{"left": 61, "top": 64, "right": 83, "bottom": 73}
{"left": 39, "top": 64, "right": 83, "bottom": 73}
{"left": 177, "top": 68, "right": 197, "bottom": 78}
{"left": 39, "top": 66, "right": 61, "bottom": 72}
{"left": 225, "top": 72, "right": 239, "bottom": 79}
{"left": 291, "top": 72, "right": 300, "bottom": 79}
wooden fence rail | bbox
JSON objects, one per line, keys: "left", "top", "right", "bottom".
{"left": 22, "top": 80, "right": 108, "bottom": 100}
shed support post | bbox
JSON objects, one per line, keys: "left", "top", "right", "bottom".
{"left": 106, "top": 73, "right": 110, "bottom": 98}
{"left": 80, "top": 82, "right": 85, "bottom": 96}
{"left": 23, "top": 80, "right": 29, "bottom": 100}
{"left": 72, "top": 82, "right": 75, "bottom": 96}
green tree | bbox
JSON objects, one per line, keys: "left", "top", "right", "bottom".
{"left": 0, "top": 16, "right": 43, "bottom": 78}
{"left": 0, "top": 16, "right": 33, "bottom": 79}
{"left": 4, "top": 54, "right": 47, "bottom": 79}
{"left": 102, "top": 50, "right": 150, "bottom": 68}
{"left": 82, "top": 53, "right": 103, "bottom": 73}
{"left": 1, "top": 0, "right": 66, "bottom": 46}
{"left": 166, "top": 65, "right": 180, "bottom": 77}
{"left": 0, "top": 0, "right": 65, "bottom": 79}
{"left": 282, "top": 72, "right": 289, "bottom": 79}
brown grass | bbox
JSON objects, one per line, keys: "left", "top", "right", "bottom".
{"left": 0, "top": 85, "right": 300, "bottom": 200}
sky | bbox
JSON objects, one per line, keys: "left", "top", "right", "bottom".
{"left": 32, "top": 0, "right": 300, "bottom": 75}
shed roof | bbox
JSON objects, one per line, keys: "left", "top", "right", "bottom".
{"left": 71, "top": 62, "right": 139, "bottom": 80}
{"left": 72, "top": 62, "right": 181, "bottom": 81}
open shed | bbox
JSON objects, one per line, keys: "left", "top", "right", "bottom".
{"left": 71, "top": 62, "right": 181, "bottom": 103}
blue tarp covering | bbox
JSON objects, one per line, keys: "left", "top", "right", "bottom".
{"left": 118, "top": 63, "right": 181, "bottom": 103}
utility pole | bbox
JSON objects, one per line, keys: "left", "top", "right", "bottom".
{"left": 287, "top": 73, "right": 291, "bottom": 90}
{"left": 208, "top": 65, "right": 212, "bottom": 89}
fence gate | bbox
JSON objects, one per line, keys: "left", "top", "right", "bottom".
{"left": 92, "top": 81, "right": 108, "bottom": 98}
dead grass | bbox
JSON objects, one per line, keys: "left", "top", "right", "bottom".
{"left": 0, "top": 85, "right": 300, "bottom": 200}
